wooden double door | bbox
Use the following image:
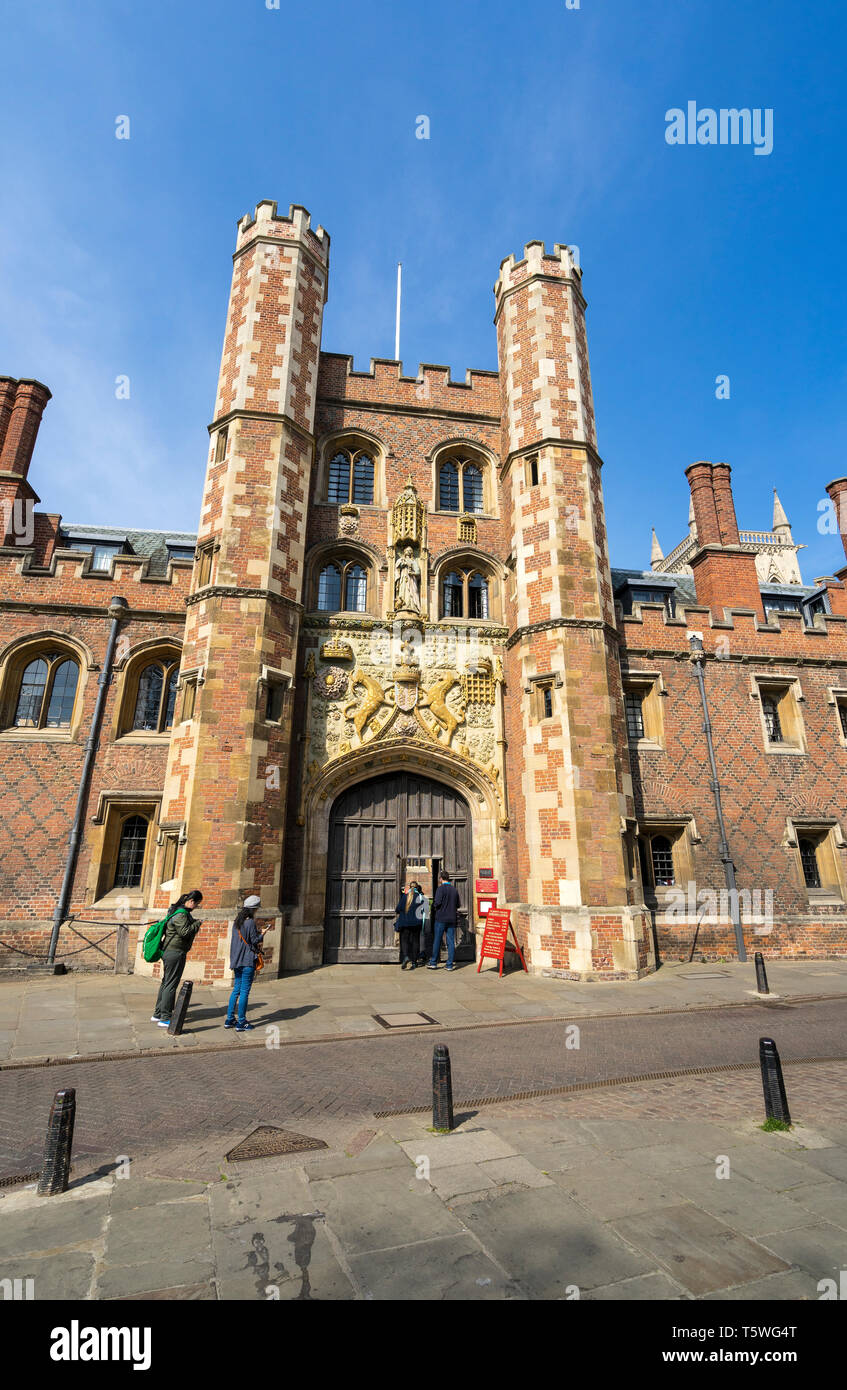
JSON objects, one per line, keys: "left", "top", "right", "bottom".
{"left": 324, "top": 772, "right": 471, "bottom": 962}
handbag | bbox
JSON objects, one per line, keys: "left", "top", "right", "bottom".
{"left": 237, "top": 924, "right": 264, "bottom": 974}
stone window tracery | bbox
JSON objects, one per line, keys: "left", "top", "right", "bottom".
{"left": 327, "top": 447, "right": 375, "bottom": 506}
{"left": 438, "top": 456, "right": 487, "bottom": 514}
{"left": 316, "top": 558, "right": 370, "bottom": 613}
{"left": 12, "top": 652, "right": 80, "bottom": 729}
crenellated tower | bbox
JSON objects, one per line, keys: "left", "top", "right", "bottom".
{"left": 495, "top": 242, "right": 652, "bottom": 977}
{"left": 151, "top": 202, "right": 329, "bottom": 975}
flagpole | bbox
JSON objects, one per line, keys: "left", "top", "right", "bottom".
{"left": 395, "top": 262, "right": 402, "bottom": 362}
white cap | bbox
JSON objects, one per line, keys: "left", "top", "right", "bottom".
{"left": 243, "top": 895, "right": 261, "bottom": 909}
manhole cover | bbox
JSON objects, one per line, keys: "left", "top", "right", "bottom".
{"left": 677, "top": 971, "right": 731, "bottom": 979}
{"left": 225, "top": 1127, "right": 328, "bottom": 1162}
{"left": 374, "top": 1012, "right": 439, "bottom": 1029}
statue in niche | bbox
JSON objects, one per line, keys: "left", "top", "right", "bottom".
{"left": 394, "top": 545, "right": 421, "bottom": 614}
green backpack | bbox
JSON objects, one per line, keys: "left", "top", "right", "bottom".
{"left": 142, "top": 908, "right": 178, "bottom": 964}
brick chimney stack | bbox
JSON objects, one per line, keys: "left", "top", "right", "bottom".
{"left": 0, "top": 378, "right": 50, "bottom": 542}
{"left": 684, "top": 461, "right": 762, "bottom": 617}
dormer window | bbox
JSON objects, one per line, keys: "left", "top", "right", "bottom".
{"left": 62, "top": 530, "right": 128, "bottom": 572}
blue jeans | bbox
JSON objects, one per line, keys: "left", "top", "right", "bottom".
{"left": 430, "top": 921, "right": 455, "bottom": 968}
{"left": 226, "top": 965, "right": 256, "bottom": 1024}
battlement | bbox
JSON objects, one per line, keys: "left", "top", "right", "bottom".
{"left": 619, "top": 598, "right": 847, "bottom": 660}
{"left": 235, "top": 199, "right": 329, "bottom": 264}
{"left": 494, "top": 241, "right": 583, "bottom": 304}
{"left": 317, "top": 353, "right": 501, "bottom": 416}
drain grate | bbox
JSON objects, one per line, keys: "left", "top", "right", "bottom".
{"left": 374, "top": 1012, "right": 439, "bottom": 1029}
{"left": 225, "top": 1126, "right": 328, "bottom": 1162}
{"left": 374, "top": 1054, "right": 847, "bottom": 1117}
{"left": 0, "top": 1169, "right": 41, "bottom": 1188}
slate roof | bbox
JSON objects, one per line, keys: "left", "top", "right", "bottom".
{"left": 59, "top": 525, "right": 197, "bottom": 578}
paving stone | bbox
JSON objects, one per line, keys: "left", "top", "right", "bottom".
{"left": 754, "top": 1222, "right": 847, "bottom": 1282}
{"left": 398, "top": 1127, "right": 516, "bottom": 1170}
{"left": 105, "top": 1200, "right": 212, "bottom": 1265}
{"left": 0, "top": 1250, "right": 94, "bottom": 1299}
{"left": 428, "top": 1163, "right": 495, "bottom": 1200}
{"left": 477, "top": 1156, "right": 553, "bottom": 1189}
{"left": 666, "top": 1166, "right": 815, "bottom": 1236}
{"left": 209, "top": 1169, "right": 312, "bottom": 1227}
{"left": 612, "top": 1204, "right": 791, "bottom": 1296}
{"left": 212, "top": 1215, "right": 354, "bottom": 1300}
{"left": 550, "top": 1158, "right": 679, "bottom": 1220}
{"left": 349, "top": 1233, "right": 514, "bottom": 1300}
{"left": 98, "top": 1257, "right": 216, "bottom": 1299}
{"left": 0, "top": 1194, "right": 110, "bottom": 1257}
{"left": 701, "top": 1269, "right": 819, "bottom": 1300}
{"left": 621, "top": 1143, "right": 724, "bottom": 1178}
{"left": 301, "top": 1135, "right": 409, "bottom": 1180}
{"left": 307, "top": 1167, "right": 464, "bottom": 1256}
{"left": 457, "top": 1186, "right": 652, "bottom": 1297}
{"left": 787, "top": 1147, "right": 847, "bottom": 1182}
{"left": 723, "top": 1143, "right": 833, "bottom": 1191}
{"left": 789, "top": 1181, "right": 847, "bottom": 1227}
{"left": 585, "top": 1272, "right": 687, "bottom": 1300}
{"left": 109, "top": 1176, "right": 210, "bottom": 1212}
{"left": 114, "top": 1280, "right": 217, "bottom": 1300}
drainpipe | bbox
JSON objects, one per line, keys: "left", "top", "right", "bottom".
{"left": 48, "top": 595, "right": 129, "bottom": 964}
{"left": 687, "top": 631, "right": 747, "bottom": 962}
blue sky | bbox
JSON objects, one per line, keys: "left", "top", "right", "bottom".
{"left": 1, "top": 0, "right": 845, "bottom": 578}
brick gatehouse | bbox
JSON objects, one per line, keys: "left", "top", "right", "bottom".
{"left": 2, "top": 200, "right": 846, "bottom": 985}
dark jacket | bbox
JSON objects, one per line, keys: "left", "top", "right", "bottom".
{"left": 230, "top": 913, "right": 263, "bottom": 970}
{"left": 433, "top": 881, "right": 460, "bottom": 924}
{"left": 160, "top": 907, "right": 200, "bottom": 955}
{"left": 394, "top": 890, "right": 425, "bottom": 929}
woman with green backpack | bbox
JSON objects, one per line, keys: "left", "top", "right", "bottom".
{"left": 149, "top": 890, "right": 204, "bottom": 1028}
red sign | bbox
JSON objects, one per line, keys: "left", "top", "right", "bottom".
{"left": 476, "top": 896, "right": 496, "bottom": 918}
{"left": 477, "top": 907, "right": 528, "bottom": 977}
{"left": 475, "top": 878, "right": 498, "bottom": 895}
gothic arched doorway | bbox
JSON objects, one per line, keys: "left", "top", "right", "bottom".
{"left": 324, "top": 771, "right": 471, "bottom": 962}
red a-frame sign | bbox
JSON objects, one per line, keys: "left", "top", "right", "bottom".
{"left": 476, "top": 907, "right": 528, "bottom": 977}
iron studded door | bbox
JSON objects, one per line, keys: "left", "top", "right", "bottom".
{"left": 324, "top": 773, "right": 471, "bottom": 963}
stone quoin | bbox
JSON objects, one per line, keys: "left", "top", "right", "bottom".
{"left": 1, "top": 200, "right": 846, "bottom": 984}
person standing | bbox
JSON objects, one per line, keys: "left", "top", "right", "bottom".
{"left": 394, "top": 881, "right": 425, "bottom": 969}
{"left": 224, "top": 895, "right": 264, "bottom": 1032}
{"left": 151, "top": 890, "right": 204, "bottom": 1026}
{"left": 427, "top": 871, "right": 460, "bottom": 971}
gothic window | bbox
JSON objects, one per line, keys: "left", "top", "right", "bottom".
{"left": 317, "top": 559, "right": 369, "bottom": 613}
{"left": 838, "top": 699, "right": 847, "bottom": 740}
{"left": 650, "top": 835, "right": 675, "bottom": 887}
{"left": 441, "top": 568, "right": 491, "bottom": 620}
{"left": 344, "top": 565, "right": 368, "bottom": 613}
{"left": 439, "top": 462, "right": 460, "bottom": 512}
{"left": 130, "top": 659, "right": 179, "bottom": 733}
{"left": 463, "top": 465, "right": 484, "bottom": 514}
{"left": 12, "top": 653, "right": 79, "bottom": 730}
{"left": 113, "top": 815, "right": 149, "bottom": 889}
{"left": 443, "top": 571, "right": 464, "bottom": 617}
{"left": 799, "top": 838, "right": 821, "bottom": 889}
{"left": 467, "top": 572, "right": 489, "bottom": 619}
{"left": 327, "top": 448, "right": 374, "bottom": 505}
{"left": 437, "top": 456, "right": 487, "bottom": 514}
{"left": 625, "top": 691, "right": 645, "bottom": 741}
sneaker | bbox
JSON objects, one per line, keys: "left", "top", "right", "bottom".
{"left": 150, "top": 1015, "right": 161, "bottom": 1023}
{"left": 157, "top": 1019, "right": 171, "bottom": 1028}
{"left": 446, "top": 965, "right": 455, "bottom": 972}
{"left": 223, "top": 1018, "right": 235, "bottom": 1029}
{"left": 235, "top": 1021, "right": 255, "bottom": 1032}
{"left": 426, "top": 963, "right": 437, "bottom": 970}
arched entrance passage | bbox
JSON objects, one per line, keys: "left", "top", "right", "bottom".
{"left": 324, "top": 772, "right": 471, "bottom": 962}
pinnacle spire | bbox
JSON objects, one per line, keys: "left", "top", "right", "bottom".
{"left": 773, "top": 488, "right": 790, "bottom": 531}
{"left": 650, "top": 527, "right": 664, "bottom": 565}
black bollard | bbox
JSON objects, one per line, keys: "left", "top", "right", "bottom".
{"left": 37, "top": 1088, "right": 76, "bottom": 1195}
{"left": 432, "top": 1043, "right": 454, "bottom": 1132}
{"left": 754, "top": 951, "right": 770, "bottom": 995}
{"left": 167, "top": 980, "right": 193, "bottom": 1036}
{"left": 759, "top": 1037, "right": 791, "bottom": 1125}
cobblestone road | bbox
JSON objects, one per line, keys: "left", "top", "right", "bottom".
{"left": 2, "top": 999, "right": 844, "bottom": 1178}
